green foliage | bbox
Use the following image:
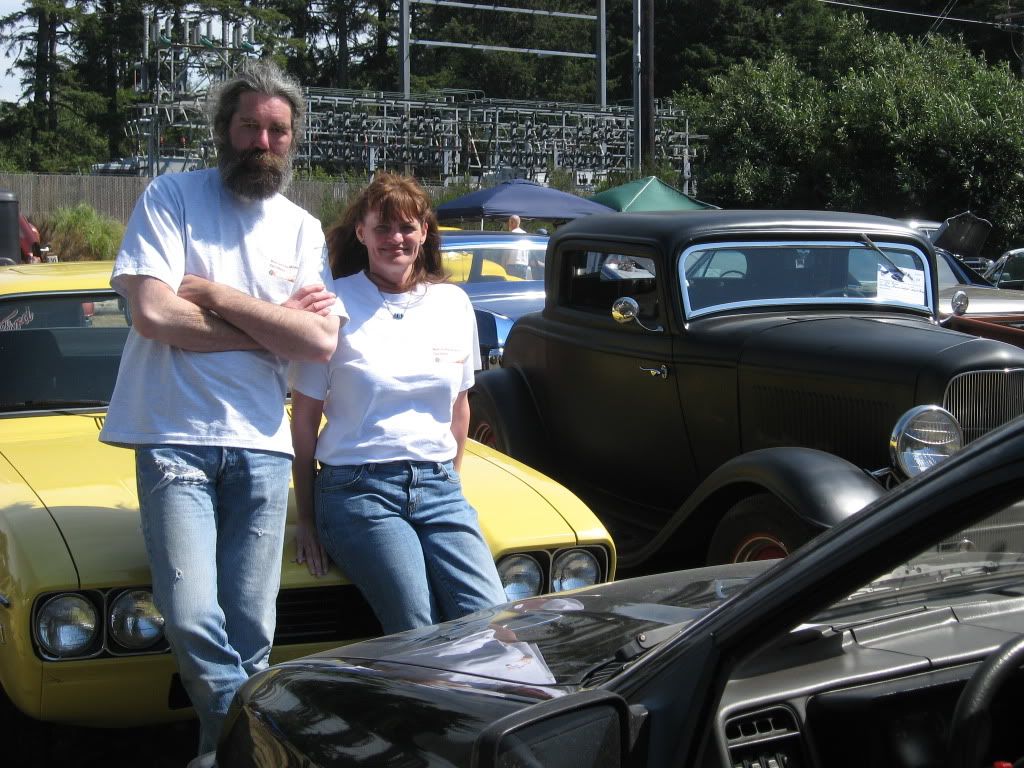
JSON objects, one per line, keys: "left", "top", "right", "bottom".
{"left": 546, "top": 165, "right": 575, "bottom": 193}
{"left": 675, "top": 20, "right": 1024, "bottom": 251}
{"left": 40, "top": 203, "right": 124, "bottom": 261}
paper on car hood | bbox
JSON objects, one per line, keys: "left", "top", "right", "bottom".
{"left": 0, "top": 414, "right": 149, "bottom": 585}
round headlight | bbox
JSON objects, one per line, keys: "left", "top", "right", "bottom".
{"left": 551, "top": 550, "right": 601, "bottom": 592}
{"left": 497, "top": 554, "right": 543, "bottom": 601}
{"left": 109, "top": 590, "right": 165, "bottom": 650}
{"left": 36, "top": 594, "right": 99, "bottom": 658}
{"left": 889, "top": 405, "right": 963, "bottom": 479}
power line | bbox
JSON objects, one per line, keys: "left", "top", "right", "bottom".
{"left": 818, "top": 0, "right": 1022, "bottom": 29}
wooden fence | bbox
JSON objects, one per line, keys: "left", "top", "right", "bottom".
{"left": 0, "top": 172, "right": 363, "bottom": 225}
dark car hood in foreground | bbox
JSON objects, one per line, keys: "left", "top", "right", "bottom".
{"left": 308, "top": 562, "right": 770, "bottom": 686}
{"left": 226, "top": 564, "right": 772, "bottom": 765}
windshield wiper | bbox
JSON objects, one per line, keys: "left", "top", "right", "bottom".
{"left": 613, "top": 621, "right": 691, "bottom": 663}
{"left": 860, "top": 233, "right": 907, "bottom": 281}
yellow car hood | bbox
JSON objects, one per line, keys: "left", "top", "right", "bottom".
{"left": 1, "top": 414, "right": 608, "bottom": 590}
{"left": 0, "top": 413, "right": 147, "bottom": 588}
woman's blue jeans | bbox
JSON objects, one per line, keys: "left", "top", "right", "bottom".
{"left": 135, "top": 445, "right": 291, "bottom": 755}
{"left": 315, "top": 460, "right": 507, "bottom": 634}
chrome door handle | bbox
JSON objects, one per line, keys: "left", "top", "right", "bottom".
{"left": 640, "top": 364, "right": 668, "bottom": 379}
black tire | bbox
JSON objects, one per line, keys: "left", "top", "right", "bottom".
{"left": 706, "top": 493, "right": 817, "bottom": 565}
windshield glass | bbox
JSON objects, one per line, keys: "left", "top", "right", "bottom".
{"left": 442, "top": 240, "right": 548, "bottom": 283}
{"left": 0, "top": 292, "right": 130, "bottom": 410}
{"left": 824, "top": 496, "right": 1024, "bottom": 618}
{"left": 680, "top": 240, "right": 932, "bottom": 318}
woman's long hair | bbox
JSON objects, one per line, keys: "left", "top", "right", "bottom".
{"left": 326, "top": 172, "right": 443, "bottom": 285}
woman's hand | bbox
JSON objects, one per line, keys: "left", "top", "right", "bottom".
{"left": 295, "top": 521, "right": 330, "bottom": 577}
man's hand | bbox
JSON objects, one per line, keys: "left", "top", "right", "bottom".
{"left": 284, "top": 283, "right": 337, "bottom": 316}
{"left": 173, "top": 274, "right": 339, "bottom": 361}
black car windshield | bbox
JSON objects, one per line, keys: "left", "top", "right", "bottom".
{"left": 0, "top": 292, "right": 130, "bottom": 410}
{"left": 680, "top": 240, "right": 932, "bottom": 318}
{"left": 823, "top": 497, "right": 1024, "bottom": 618}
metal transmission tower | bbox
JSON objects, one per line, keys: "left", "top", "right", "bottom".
{"left": 298, "top": 89, "right": 699, "bottom": 185}
{"left": 116, "top": 10, "right": 258, "bottom": 177}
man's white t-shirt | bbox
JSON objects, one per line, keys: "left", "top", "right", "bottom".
{"left": 290, "top": 271, "right": 481, "bottom": 466}
{"left": 100, "top": 168, "right": 337, "bottom": 456}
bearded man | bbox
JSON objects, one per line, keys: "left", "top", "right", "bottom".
{"left": 100, "top": 60, "right": 341, "bottom": 766}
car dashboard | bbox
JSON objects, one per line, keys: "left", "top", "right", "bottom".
{"left": 714, "top": 595, "right": 1024, "bottom": 768}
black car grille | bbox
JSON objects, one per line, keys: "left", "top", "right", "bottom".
{"left": 274, "top": 585, "right": 382, "bottom": 645}
{"left": 943, "top": 369, "right": 1024, "bottom": 444}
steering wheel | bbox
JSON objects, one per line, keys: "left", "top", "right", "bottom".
{"left": 947, "top": 633, "right": 1024, "bottom": 768}
{"left": 718, "top": 270, "right": 745, "bottom": 278}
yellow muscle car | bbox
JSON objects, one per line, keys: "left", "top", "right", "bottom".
{"left": 0, "top": 261, "right": 614, "bottom": 730}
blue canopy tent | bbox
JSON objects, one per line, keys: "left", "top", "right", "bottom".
{"left": 435, "top": 179, "right": 614, "bottom": 223}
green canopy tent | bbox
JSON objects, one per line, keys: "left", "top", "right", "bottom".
{"left": 588, "top": 176, "right": 717, "bottom": 212}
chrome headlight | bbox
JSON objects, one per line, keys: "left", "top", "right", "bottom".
{"left": 497, "top": 554, "right": 543, "bottom": 601}
{"left": 36, "top": 594, "right": 99, "bottom": 658}
{"left": 109, "top": 590, "right": 165, "bottom": 650}
{"left": 889, "top": 405, "right": 963, "bottom": 479}
{"left": 551, "top": 550, "right": 600, "bottom": 592}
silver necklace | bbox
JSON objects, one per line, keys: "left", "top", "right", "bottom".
{"left": 377, "top": 287, "right": 425, "bottom": 320}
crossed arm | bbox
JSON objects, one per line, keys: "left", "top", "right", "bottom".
{"left": 119, "top": 274, "right": 340, "bottom": 362}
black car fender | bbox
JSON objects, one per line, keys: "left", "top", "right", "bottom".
{"left": 635, "top": 447, "right": 887, "bottom": 566}
{"left": 468, "top": 367, "right": 548, "bottom": 468}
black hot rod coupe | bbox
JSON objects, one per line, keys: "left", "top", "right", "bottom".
{"left": 467, "top": 210, "right": 1024, "bottom": 569}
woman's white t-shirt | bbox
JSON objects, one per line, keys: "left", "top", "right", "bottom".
{"left": 290, "top": 271, "right": 481, "bottom": 465}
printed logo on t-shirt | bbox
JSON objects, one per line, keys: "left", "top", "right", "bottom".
{"left": 268, "top": 257, "right": 298, "bottom": 282}
{"left": 433, "top": 344, "right": 467, "bottom": 365}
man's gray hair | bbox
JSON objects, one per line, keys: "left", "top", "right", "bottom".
{"left": 207, "top": 59, "right": 305, "bottom": 152}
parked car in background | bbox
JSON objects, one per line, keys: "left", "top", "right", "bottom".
{"left": 0, "top": 261, "right": 614, "bottom": 761}
{"left": 219, "top": 414, "right": 1024, "bottom": 768}
{"left": 441, "top": 230, "right": 548, "bottom": 368}
{"left": 907, "top": 211, "right": 995, "bottom": 272}
{"left": 469, "top": 210, "right": 1024, "bottom": 571}
{"left": 984, "top": 247, "right": 1024, "bottom": 291}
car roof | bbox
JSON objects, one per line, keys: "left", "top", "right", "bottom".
{"left": 553, "top": 210, "right": 929, "bottom": 252}
{"left": 440, "top": 230, "right": 549, "bottom": 248}
{"left": 0, "top": 261, "right": 115, "bottom": 297}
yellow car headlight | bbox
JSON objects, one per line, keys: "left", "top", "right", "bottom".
{"left": 109, "top": 589, "right": 165, "bottom": 651}
{"left": 551, "top": 550, "right": 600, "bottom": 592}
{"left": 35, "top": 594, "right": 100, "bottom": 658}
{"left": 497, "top": 554, "right": 543, "bottom": 601}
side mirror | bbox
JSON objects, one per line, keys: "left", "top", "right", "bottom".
{"left": 472, "top": 689, "right": 637, "bottom": 768}
{"left": 611, "top": 296, "right": 662, "bottom": 332}
{"left": 950, "top": 289, "right": 969, "bottom": 317}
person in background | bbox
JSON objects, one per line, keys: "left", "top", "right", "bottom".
{"left": 99, "top": 60, "right": 342, "bottom": 766}
{"left": 506, "top": 214, "right": 526, "bottom": 233}
{"left": 290, "top": 171, "right": 508, "bottom": 634}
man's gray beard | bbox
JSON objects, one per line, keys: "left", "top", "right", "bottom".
{"left": 218, "top": 145, "right": 294, "bottom": 201}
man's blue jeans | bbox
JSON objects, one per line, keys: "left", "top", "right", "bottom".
{"left": 315, "top": 460, "right": 507, "bottom": 634}
{"left": 135, "top": 445, "right": 291, "bottom": 754}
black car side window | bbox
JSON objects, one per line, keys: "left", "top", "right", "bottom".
{"left": 563, "top": 249, "right": 659, "bottom": 319}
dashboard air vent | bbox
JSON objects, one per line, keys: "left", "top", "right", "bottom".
{"left": 724, "top": 706, "right": 805, "bottom": 767}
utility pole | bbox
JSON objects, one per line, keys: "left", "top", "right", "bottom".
{"left": 643, "top": 0, "right": 655, "bottom": 170}
{"left": 632, "top": 0, "right": 642, "bottom": 169}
